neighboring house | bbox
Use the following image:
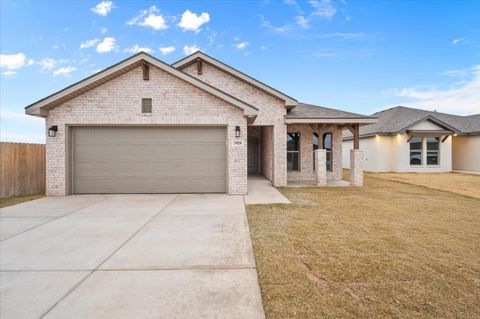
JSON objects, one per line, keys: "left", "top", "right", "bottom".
{"left": 343, "top": 106, "right": 480, "bottom": 173}
{"left": 25, "top": 52, "right": 376, "bottom": 196}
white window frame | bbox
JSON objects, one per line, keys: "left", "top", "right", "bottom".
{"left": 426, "top": 137, "right": 440, "bottom": 166}
{"left": 409, "top": 136, "right": 423, "bottom": 166}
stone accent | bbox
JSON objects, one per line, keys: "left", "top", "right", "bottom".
{"left": 181, "top": 62, "right": 288, "bottom": 187}
{"left": 314, "top": 149, "right": 327, "bottom": 187}
{"left": 45, "top": 65, "right": 247, "bottom": 195}
{"left": 350, "top": 149, "right": 364, "bottom": 186}
{"left": 286, "top": 124, "right": 343, "bottom": 182}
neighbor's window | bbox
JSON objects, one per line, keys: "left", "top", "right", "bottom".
{"left": 409, "top": 137, "right": 423, "bottom": 165}
{"left": 426, "top": 137, "right": 440, "bottom": 165}
{"left": 323, "top": 133, "right": 332, "bottom": 172}
{"left": 287, "top": 133, "right": 300, "bottom": 171}
{"left": 312, "top": 133, "right": 318, "bottom": 170}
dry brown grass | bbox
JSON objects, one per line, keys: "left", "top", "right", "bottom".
{"left": 370, "top": 172, "right": 480, "bottom": 199}
{"left": 0, "top": 193, "right": 44, "bottom": 208}
{"left": 246, "top": 175, "right": 480, "bottom": 318}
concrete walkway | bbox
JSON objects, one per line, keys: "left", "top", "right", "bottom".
{"left": 0, "top": 194, "right": 265, "bottom": 319}
{"left": 244, "top": 175, "right": 290, "bottom": 205}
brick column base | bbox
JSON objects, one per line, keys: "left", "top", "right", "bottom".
{"left": 350, "top": 149, "right": 363, "bottom": 186}
{"left": 315, "top": 149, "right": 327, "bottom": 187}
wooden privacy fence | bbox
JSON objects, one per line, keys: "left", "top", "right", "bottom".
{"left": 0, "top": 142, "right": 46, "bottom": 198}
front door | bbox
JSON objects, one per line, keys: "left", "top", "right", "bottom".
{"left": 248, "top": 139, "right": 258, "bottom": 174}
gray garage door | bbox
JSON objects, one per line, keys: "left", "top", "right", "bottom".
{"left": 72, "top": 126, "right": 227, "bottom": 194}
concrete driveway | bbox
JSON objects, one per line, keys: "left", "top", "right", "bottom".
{"left": 0, "top": 194, "right": 265, "bottom": 319}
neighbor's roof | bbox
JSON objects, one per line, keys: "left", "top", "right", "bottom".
{"left": 346, "top": 106, "right": 480, "bottom": 138}
{"left": 172, "top": 51, "right": 298, "bottom": 107}
{"left": 25, "top": 52, "right": 258, "bottom": 117}
{"left": 285, "top": 102, "right": 377, "bottom": 124}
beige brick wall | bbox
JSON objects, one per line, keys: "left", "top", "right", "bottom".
{"left": 45, "top": 65, "right": 247, "bottom": 195}
{"left": 180, "top": 62, "right": 287, "bottom": 186}
{"left": 286, "top": 124, "right": 343, "bottom": 182}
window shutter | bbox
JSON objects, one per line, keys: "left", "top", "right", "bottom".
{"left": 142, "top": 98, "right": 152, "bottom": 113}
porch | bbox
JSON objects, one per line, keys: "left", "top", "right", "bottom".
{"left": 246, "top": 121, "right": 365, "bottom": 188}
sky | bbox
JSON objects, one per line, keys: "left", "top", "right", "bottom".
{"left": 1, "top": 0, "right": 479, "bottom": 143}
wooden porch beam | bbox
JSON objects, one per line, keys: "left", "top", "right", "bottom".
{"left": 196, "top": 58, "right": 203, "bottom": 75}
{"left": 142, "top": 61, "right": 149, "bottom": 80}
{"left": 353, "top": 124, "right": 360, "bottom": 149}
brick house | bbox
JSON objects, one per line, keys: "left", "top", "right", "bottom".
{"left": 25, "top": 52, "right": 376, "bottom": 195}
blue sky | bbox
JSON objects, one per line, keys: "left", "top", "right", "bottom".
{"left": 1, "top": 0, "right": 479, "bottom": 143}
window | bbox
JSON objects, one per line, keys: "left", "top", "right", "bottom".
{"left": 287, "top": 133, "right": 300, "bottom": 171}
{"left": 312, "top": 133, "right": 332, "bottom": 172}
{"left": 142, "top": 98, "right": 152, "bottom": 113}
{"left": 426, "top": 137, "right": 440, "bottom": 165}
{"left": 323, "top": 133, "right": 332, "bottom": 172}
{"left": 409, "top": 137, "right": 423, "bottom": 165}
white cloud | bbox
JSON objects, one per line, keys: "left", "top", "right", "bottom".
{"left": 96, "top": 37, "right": 117, "bottom": 53}
{"left": 0, "top": 132, "right": 45, "bottom": 143}
{"left": 452, "top": 37, "right": 465, "bottom": 45}
{"left": 260, "top": 45, "right": 267, "bottom": 51}
{"left": 80, "top": 38, "right": 99, "bottom": 49}
{"left": 124, "top": 44, "right": 153, "bottom": 54}
{"left": 318, "top": 32, "right": 366, "bottom": 39}
{"left": 183, "top": 45, "right": 200, "bottom": 55}
{"left": 1, "top": 70, "right": 16, "bottom": 76}
{"left": 159, "top": 46, "right": 175, "bottom": 55}
{"left": 235, "top": 41, "right": 249, "bottom": 50}
{"left": 0, "top": 53, "right": 31, "bottom": 70}
{"left": 127, "top": 6, "right": 168, "bottom": 31}
{"left": 0, "top": 110, "right": 45, "bottom": 143}
{"left": 309, "top": 0, "right": 336, "bottom": 18}
{"left": 177, "top": 10, "right": 210, "bottom": 32}
{"left": 296, "top": 15, "right": 309, "bottom": 28}
{"left": 391, "top": 65, "right": 480, "bottom": 115}
{"left": 53, "top": 66, "right": 77, "bottom": 76}
{"left": 441, "top": 69, "right": 468, "bottom": 77}
{"left": 91, "top": 1, "right": 114, "bottom": 16}
{"left": 39, "top": 58, "right": 68, "bottom": 70}
{"left": 259, "top": 15, "right": 293, "bottom": 33}
{"left": 101, "top": 27, "right": 108, "bottom": 34}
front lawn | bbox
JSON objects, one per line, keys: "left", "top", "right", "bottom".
{"left": 246, "top": 174, "right": 480, "bottom": 318}
{"left": 370, "top": 171, "right": 480, "bottom": 199}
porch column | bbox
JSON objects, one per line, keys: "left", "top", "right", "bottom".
{"left": 314, "top": 149, "right": 327, "bottom": 187}
{"left": 350, "top": 150, "right": 363, "bottom": 186}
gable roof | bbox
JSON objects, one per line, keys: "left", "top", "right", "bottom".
{"left": 172, "top": 51, "right": 298, "bottom": 108}
{"left": 349, "top": 106, "right": 480, "bottom": 138}
{"left": 285, "top": 102, "right": 377, "bottom": 124}
{"left": 25, "top": 52, "right": 259, "bottom": 117}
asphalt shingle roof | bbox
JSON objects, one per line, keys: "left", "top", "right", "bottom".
{"left": 287, "top": 102, "right": 374, "bottom": 119}
{"left": 355, "top": 106, "right": 480, "bottom": 136}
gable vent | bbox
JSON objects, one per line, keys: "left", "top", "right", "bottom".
{"left": 142, "top": 98, "right": 152, "bottom": 113}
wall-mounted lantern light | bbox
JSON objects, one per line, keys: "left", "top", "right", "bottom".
{"left": 48, "top": 125, "right": 58, "bottom": 137}
{"left": 235, "top": 126, "right": 241, "bottom": 138}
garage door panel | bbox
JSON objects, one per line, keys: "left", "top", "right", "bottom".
{"left": 75, "top": 161, "right": 113, "bottom": 176}
{"left": 152, "top": 161, "right": 191, "bottom": 177}
{"left": 73, "top": 127, "right": 226, "bottom": 194}
{"left": 190, "top": 161, "right": 226, "bottom": 177}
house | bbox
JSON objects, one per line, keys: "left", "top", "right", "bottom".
{"left": 342, "top": 106, "right": 480, "bottom": 173}
{"left": 25, "top": 51, "right": 376, "bottom": 195}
